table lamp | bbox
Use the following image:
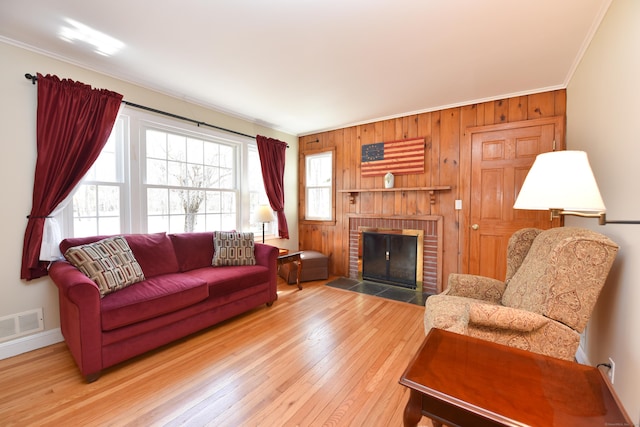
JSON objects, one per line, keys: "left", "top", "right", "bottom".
{"left": 254, "top": 204, "right": 275, "bottom": 243}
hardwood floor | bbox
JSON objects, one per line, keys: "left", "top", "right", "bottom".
{"left": 0, "top": 278, "right": 434, "bottom": 426}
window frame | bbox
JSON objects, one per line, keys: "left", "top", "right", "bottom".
{"left": 301, "top": 148, "right": 335, "bottom": 225}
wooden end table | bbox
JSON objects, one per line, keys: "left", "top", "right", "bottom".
{"left": 399, "top": 328, "right": 633, "bottom": 427}
{"left": 277, "top": 251, "right": 303, "bottom": 290}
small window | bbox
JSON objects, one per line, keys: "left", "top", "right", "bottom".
{"left": 304, "top": 150, "right": 333, "bottom": 221}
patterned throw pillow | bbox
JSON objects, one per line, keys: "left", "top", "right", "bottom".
{"left": 212, "top": 231, "right": 256, "bottom": 266}
{"left": 64, "top": 236, "right": 145, "bottom": 297}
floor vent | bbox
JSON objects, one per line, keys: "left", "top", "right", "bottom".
{"left": 0, "top": 308, "right": 44, "bottom": 343}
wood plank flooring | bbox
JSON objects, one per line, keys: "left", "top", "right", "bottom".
{"left": 0, "top": 278, "right": 432, "bottom": 426}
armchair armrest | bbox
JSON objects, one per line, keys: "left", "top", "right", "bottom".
{"left": 468, "top": 303, "right": 549, "bottom": 332}
{"left": 445, "top": 273, "right": 506, "bottom": 303}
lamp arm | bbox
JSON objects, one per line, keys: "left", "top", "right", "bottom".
{"left": 552, "top": 209, "right": 640, "bottom": 225}
{"left": 557, "top": 210, "right": 607, "bottom": 225}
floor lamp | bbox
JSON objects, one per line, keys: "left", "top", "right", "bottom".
{"left": 255, "top": 205, "right": 275, "bottom": 243}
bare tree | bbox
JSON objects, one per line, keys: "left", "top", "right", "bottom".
{"left": 177, "top": 164, "right": 208, "bottom": 232}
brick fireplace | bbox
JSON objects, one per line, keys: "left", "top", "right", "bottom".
{"left": 348, "top": 215, "right": 443, "bottom": 294}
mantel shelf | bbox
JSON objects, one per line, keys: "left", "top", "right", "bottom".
{"left": 339, "top": 186, "right": 452, "bottom": 204}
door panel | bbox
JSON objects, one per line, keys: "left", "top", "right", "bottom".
{"left": 467, "top": 121, "right": 562, "bottom": 279}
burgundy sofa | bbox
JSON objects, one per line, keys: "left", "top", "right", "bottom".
{"left": 48, "top": 231, "right": 278, "bottom": 382}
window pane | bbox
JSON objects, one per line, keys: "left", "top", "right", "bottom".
{"left": 219, "top": 167, "right": 234, "bottom": 189}
{"left": 169, "top": 189, "right": 185, "bottom": 214}
{"left": 206, "top": 191, "right": 221, "bottom": 212}
{"left": 167, "top": 134, "right": 186, "bottom": 161}
{"left": 97, "top": 186, "right": 119, "bottom": 216}
{"left": 148, "top": 215, "right": 168, "bottom": 233}
{"left": 73, "top": 185, "right": 96, "bottom": 218}
{"left": 98, "top": 217, "right": 120, "bottom": 235}
{"left": 221, "top": 214, "right": 236, "bottom": 230}
{"left": 187, "top": 138, "right": 204, "bottom": 164}
{"left": 73, "top": 217, "right": 97, "bottom": 238}
{"left": 147, "top": 130, "right": 167, "bottom": 159}
{"left": 147, "top": 188, "right": 168, "bottom": 215}
{"left": 220, "top": 145, "right": 234, "bottom": 168}
{"left": 146, "top": 159, "right": 167, "bottom": 185}
{"left": 206, "top": 214, "right": 221, "bottom": 231}
{"left": 307, "top": 188, "right": 331, "bottom": 218}
{"left": 168, "top": 161, "right": 185, "bottom": 186}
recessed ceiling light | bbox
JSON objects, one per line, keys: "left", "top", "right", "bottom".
{"left": 58, "top": 18, "right": 124, "bottom": 56}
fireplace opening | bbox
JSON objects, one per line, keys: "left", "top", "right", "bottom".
{"left": 361, "top": 231, "right": 419, "bottom": 289}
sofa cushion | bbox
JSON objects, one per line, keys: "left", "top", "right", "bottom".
{"left": 213, "top": 231, "right": 256, "bottom": 266}
{"left": 186, "top": 265, "right": 269, "bottom": 297}
{"left": 100, "top": 273, "right": 209, "bottom": 331}
{"left": 125, "top": 232, "right": 180, "bottom": 278}
{"left": 169, "top": 232, "right": 215, "bottom": 272}
{"left": 64, "top": 236, "right": 145, "bottom": 297}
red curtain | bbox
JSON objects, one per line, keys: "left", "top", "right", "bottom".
{"left": 256, "top": 135, "right": 289, "bottom": 239}
{"left": 21, "top": 73, "right": 123, "bottom": 280}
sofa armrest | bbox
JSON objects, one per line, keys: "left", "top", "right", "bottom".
{"left": 254, "top": 243, "right": 278, "bottom": 268}
{"left": 49, "top": 261, "right": 101, "bottom": 301}
{"left": 468, "top": 303, "right": 549, "bottom": 332}
{"left": 254, "top": 243, "right": 279, "bottom": 302}
{"left": 445, "top": 273, "right": 506, "bottom": 303}
{"left": 48, "top": 261, "right": 103, "bottom": 380}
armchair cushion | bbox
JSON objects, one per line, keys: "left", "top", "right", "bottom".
{"left": 502, "top": 227, "right": 619, "bottom": 332}
{"left": 505, "top": 228, "right": 543, "bottom": 283}
{"left": 468, "top": 303, "right": 549, "bottom": 332}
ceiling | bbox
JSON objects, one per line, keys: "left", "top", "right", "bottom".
{"left": 0, "top": 0, "right": 611, "bottom": 136}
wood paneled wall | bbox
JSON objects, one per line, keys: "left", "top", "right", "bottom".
{"left": 298, "top": 90, "right": 566, "bottom": 287}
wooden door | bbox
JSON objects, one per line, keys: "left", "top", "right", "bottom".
{"left": 463, "top": 117, "right": 564, "bottom": 279}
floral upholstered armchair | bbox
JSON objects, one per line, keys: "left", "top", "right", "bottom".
{"left": 424, "top": 227, "right": 619, "bottom": 360}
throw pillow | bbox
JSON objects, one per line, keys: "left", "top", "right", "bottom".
{"left": 64, "top": 236, "right": 145, "bottom": 297}
{"left": 212, "top": 231, "right": 256, "bottom": 266}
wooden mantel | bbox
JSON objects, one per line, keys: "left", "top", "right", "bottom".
{"left": 339, "top": 186, "right": 452, "bottom": 205}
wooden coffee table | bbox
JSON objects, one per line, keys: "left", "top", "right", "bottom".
{"left": 399, "top": 328, "right": 633, "bottom": 427}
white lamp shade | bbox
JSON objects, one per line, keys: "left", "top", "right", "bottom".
{"left": 514, "top": 151, "right": 606, "bottom": 212}
{"left": 254, "top": 204, "right": 275, "bottom": 223}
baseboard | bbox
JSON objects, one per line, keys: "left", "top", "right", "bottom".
{"left": 575, "top": 344, "right": 591, "bottom": 366}
{"left": 0, "top": 328, "right": 64, "bottom": 360}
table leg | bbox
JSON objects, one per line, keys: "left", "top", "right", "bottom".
{"left": 403, "top": 390, "right": 424, "bottom": 427}
{"left": 295, "top": 259, "right": 302, "bottom": 290}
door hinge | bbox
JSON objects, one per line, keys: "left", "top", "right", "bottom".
{"left": 553, "top": 140, "right": 557, "bottom": 151}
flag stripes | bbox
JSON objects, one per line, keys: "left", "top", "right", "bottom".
{"left": 361, "top": 138, "right": 425, "bottom": 177}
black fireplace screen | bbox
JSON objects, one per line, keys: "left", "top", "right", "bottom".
{"left": 362, "top": 231, "right": 418, "bottom": 289}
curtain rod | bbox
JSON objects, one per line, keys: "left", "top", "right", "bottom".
{"left": 24, "top": 73, "right": 289, "bottom": 147}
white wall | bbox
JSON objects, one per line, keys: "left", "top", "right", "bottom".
{"left": 0, "top": 41, "right": 298, "bottom": 354}
{"left": 567, "top": 0, "right": 640, "bottom": 422}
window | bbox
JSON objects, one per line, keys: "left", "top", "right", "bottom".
{"left": 304, "top": 150, "right": 334, "bottom": 221}
{"left": 143, "top": 126, "right": 237, "bottom": 233}
{"left": 62, "top": 107, "right": 271, "bottom": 238}
{"left": 70, "top": 115, "right": 127, "bottom": 237}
